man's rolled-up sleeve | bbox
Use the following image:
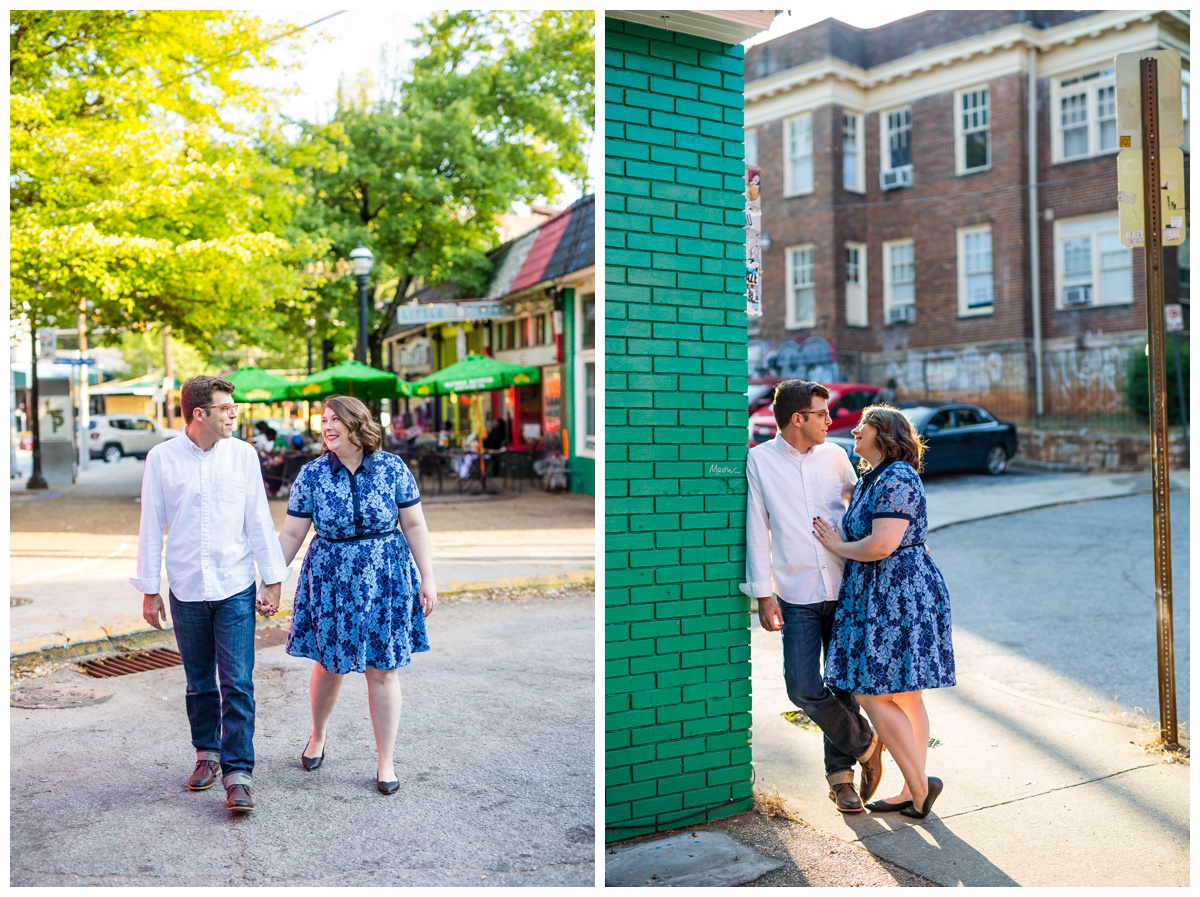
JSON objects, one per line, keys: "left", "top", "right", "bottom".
{"left": 243, "top": 452, "right": 291, "bottom": 585}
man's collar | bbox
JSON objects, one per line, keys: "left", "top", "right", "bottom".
{"left": 182, "top": 428, "right": 219, "bottom": 454}
{"left": 771, "top": 433, "right": 815, "bottom": 458}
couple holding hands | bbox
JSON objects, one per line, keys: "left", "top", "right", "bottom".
{"left": 744, "top": 380, "right": 956, "bottom": 819}
{"left": 133, "top": 376, "right": 435, "bottom": 813}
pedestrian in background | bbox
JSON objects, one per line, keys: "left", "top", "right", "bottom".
{"left": 132, "top": 375, "right": 291, "bottom": 815}
{"left": 277, "top": 395, "right": 437, "bottom": 795}
{"left": 814, "top": 404, "right": 956, "bottom": 820}
{"left": 742, "top": 379, "right": 884, "bottom": 814}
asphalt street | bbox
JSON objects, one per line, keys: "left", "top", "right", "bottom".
{"left": 931, "top": 492, "right": 1190, "bottom": 727}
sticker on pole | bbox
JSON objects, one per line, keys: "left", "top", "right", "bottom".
{"left": 1165, "top": 304, "right": 1184, "bottom": 332}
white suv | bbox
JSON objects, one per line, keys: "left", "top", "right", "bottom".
{"left": 88, "top": 414, "right": 182, "bottom": 463}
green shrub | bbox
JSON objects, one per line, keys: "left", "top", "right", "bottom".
{"left": 1125, "top": 338, "right": 1190, "bottom": 424}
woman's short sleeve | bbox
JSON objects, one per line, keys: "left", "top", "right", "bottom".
{"left": 871, "top": 462, "right": 922, "bottom": 521}
{"left": 287, "top": 460, "right": 315, "bottom": 517}
{"left": 395, "top": 455, "right": 421, "bottom": 508}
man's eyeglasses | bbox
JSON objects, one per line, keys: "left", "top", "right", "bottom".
{"left": 799, "top": 408, "right": 832, "bottom": 421}
{"left": 200, "top": 404, "right": 239, "bottom": 417}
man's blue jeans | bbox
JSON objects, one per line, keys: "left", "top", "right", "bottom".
{"left": 169, "top": 582, "right": 256, "bottom": 785}
{"left": 780, "top": 599, "right": 874, "bottom": 782}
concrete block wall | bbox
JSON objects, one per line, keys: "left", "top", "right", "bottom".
{"left": 604, "top": 16, "right": 754, "bottom": 842}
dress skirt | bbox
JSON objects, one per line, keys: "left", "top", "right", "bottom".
{"left": 286, "top": 530, "right": 430, "bottom": 675}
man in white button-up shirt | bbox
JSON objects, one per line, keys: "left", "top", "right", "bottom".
{"left": 131, "top": 375, "right": 290, "bottom": 814}
{"left": 741, "top": 380, "right": 883, "bottom": 813}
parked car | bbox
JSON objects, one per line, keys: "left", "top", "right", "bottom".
{"left": 89, "top": 414, "right": 182, "bottom": 462}
{"left": 829, "top": 402, "right": 1018, "bottom": 476}
{"left": 747, "top": 383, "right": 882, "bottom": 446}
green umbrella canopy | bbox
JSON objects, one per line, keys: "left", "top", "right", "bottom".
{"left": 289, "top": 359, "right": 411, "bottom": 402}
{"left": 412, "top": 353, "right": 541, "bottom": 397}
{"left": 225, "top": 366, "right": 294, "bottom": 403}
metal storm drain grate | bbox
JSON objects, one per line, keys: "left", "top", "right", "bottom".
{"left": 80, "top": 648, "right": 184, "bottom": 678}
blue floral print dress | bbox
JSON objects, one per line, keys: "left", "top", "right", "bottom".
{"left": 824, "top": 459, "right": 955, "bottom": 696}
{"left": 285, "top": 451, "right": 430, "bottom": 674}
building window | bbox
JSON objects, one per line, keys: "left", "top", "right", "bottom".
{"left": 956, "top": 86, "right": 990, "bottom": 173}
{"left": 744, "top": 128, "right": 758, "bottom": 167}
{"left": 1055, "top": 67, "right": 1117, "bottom": 161}
{"left": 845, "top": 241, "right": 867, "bottom": 327}
{"left": 785, "top": 113, "right": 813, "bottom": 195}
{"left": 785, "top": 244, "right": 816, "bottom": 329}
{"left": 1054, "top": 214, "right": 1133, "bottom": 308}
{"left": 883, "top": 239, "right": 915, "bottom": 317}
{"left": 882, "top": 107, "right": 912, "bottom": 172}
{"left": 957, "top": 225, "right": 994, "bottom": 315}
{"left": 575, "top": 292, "right": 596, "bottom": 456}
{"left": 842, "top": 112, "right": 864, "bottom": 192}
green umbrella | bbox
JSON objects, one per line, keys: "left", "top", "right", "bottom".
{"left": 412, "top": 353, "right": 541, "bottom": 397}
{"left": 225, "top": 366, "right": 294, "bottom": 403}
{"left": 289, "top": 359, "right": 411, "bottom": 402}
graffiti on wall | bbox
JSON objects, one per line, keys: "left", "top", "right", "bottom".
{"left": 748, "top": 336, "right": 840, "bottom": 382}
{"left": 885, "top": 347, "right": 1006, "bottom": 398}
{"left": 1043, "top": 341, "right": 1130, "bottom": 414}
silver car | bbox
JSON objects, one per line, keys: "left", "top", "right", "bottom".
{"left": 88, "top": 414, "right": 182, "bottom": 463}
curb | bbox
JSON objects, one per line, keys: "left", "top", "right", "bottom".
{"left": 9, "top": 573, "right": 596, "bottom": 667}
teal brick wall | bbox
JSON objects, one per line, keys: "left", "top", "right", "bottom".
{"left": 604, "top": 17, "right": 752, "bottom": 843}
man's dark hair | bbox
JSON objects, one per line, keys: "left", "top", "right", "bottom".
{"left": 772, "top": 380, "right": 831, "bottom": 430}
{"left": 180, "top": 376, "right": 236, "bottom": 424}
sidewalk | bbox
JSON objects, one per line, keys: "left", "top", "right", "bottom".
{"left": 741, "top": 466, "right": 1191, "bottom": 887}
{"left": 10, "top": 454, "right": 595, "bottom": 661}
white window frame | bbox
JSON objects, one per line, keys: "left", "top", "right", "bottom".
{"left": 744, "top": 127, "right": 758, "bottom": 167}
{"left": 956, "top": 225, "right": 994, "bottom": 316}
{"left": 784, "top": 113, "right": 814, "bottom": 196}
{"left": 574, "top": 291, "right": 596, "bottom": 457}
{"left": 1053, "top": 213, "right": 1133, "bottom": 309}
{"left": 880, "top": 106, "right": 913, "bottom": 174}
{"left": 785, "top": 244, "right": 816, "bottom": 329}
{"left": 955, "top": 85, "right": 991, "bottom": 174}
{"left": 842, "top": 111, "right": 864, "bottom": 193}
{"left": 845, "top": 241, "right": 868, "bottom": 327}
{"left": 1052, "top": 66, "right": 1117, "bottom": 163}
{"left": 883, "top": 239, "right": 915, "bottom": 315}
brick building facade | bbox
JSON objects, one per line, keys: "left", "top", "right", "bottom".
{"left": 744, "top": 10, "right": 1189, "bottom": 420}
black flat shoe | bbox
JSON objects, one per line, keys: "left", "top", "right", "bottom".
{"left": 301, "top": 738, "right": 325, "bottom": 771}
{"left": 865, "top": 798, "right": 913, "bottom": 813}
{"left": 377, "top": 779, "right": 399, "bottom": 795}
{"left": 900, "top": 777, "right": 943, "bottom": 820}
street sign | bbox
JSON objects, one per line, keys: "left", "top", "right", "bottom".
{"left": 37, "top": 328, "right": 56, "bottom": 362}
{"left": 396, "top": 301, "right": 505, "bottom": 325}
{"left": 54, "top": 358, "right": 97, "bottom": 365}
{"left": 1117, "top": 147, "right": 1186, "bottom": 247}
{"left": 1165, "top": 304, "right": 1184, "bottom": 332}
{"left": 1116, "top": 50, "right": 1183, "bottom": 149}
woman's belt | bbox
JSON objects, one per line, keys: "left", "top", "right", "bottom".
{"left": 316, "top": 530, "right": 397, "bottom": 544}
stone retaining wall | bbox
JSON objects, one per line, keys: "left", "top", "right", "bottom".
{"left": 1018, "top": 427, "right": 1189, "bottom": 471}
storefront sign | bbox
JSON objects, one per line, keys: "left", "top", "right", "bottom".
{"left": 396, "top": 301, "right": 505, "bottom": 324}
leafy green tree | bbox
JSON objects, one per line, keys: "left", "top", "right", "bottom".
{"left": 292, "top": 9, "right": 595, "bottom": 368}
{"left": 1125, "top": 339, "right": 1190, "bottom": 425}
{"left": 10, "top": 10, "right": 335, "bottom": 355}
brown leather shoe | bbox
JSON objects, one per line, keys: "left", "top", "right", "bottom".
{"left": 225, "top": 783, "right": 255, "bottom": 813}
{"left": 188, "top": 759, "right": 221, "bottom": 791}
{"left": 859, "top": 736, "right": 884, "bottom": 802}
{"left": 828, "top": 782, "right": 863, "bottom": 813}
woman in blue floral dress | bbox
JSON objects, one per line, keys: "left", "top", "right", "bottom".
{"left": 813, "top": 405, "right": 954, "bottom": 820}
{"left": 277, "top": 395, "right": 435, "bottom": 795}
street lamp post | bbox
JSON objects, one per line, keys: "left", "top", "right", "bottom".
{"left": 349, "top": 245, "right": 374, "bottom": 364}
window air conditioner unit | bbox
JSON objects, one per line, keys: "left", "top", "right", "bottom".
{"left": 1063, "top": 286, "right": 1092, "bottom": 306}
{"left": 887, "top": 304, "right": 916, "bottom": 324}
{"left": 879, "top": 165, "right": 913, "bottom": 191}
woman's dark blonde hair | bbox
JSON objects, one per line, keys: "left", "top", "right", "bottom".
{"left": 857, "top": 404, "right": 926, "bottom": 473}
{"left": 320, "top": 395, "right": 383, "bottom": 455}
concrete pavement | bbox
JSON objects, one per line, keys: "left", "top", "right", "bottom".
{"left": 746, "top": 464, "right": 1190, "bottom": 887}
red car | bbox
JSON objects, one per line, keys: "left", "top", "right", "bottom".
{"left": 747, "top": 377, "right": 783, "bottom": 415}
{"left": 748, "top": 383, "right": 882, "bottom": 447}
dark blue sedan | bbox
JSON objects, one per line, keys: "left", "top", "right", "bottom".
{"left": 827, "top": 402, "right": 1018, "bottom": 476}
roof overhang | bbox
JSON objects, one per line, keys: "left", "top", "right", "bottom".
{"left": 607, "top": 10, "right": 779, "bottom": 44}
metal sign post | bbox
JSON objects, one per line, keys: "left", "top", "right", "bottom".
{"left": 1137, "top": 56, "right": 1177, "bottom": 748}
